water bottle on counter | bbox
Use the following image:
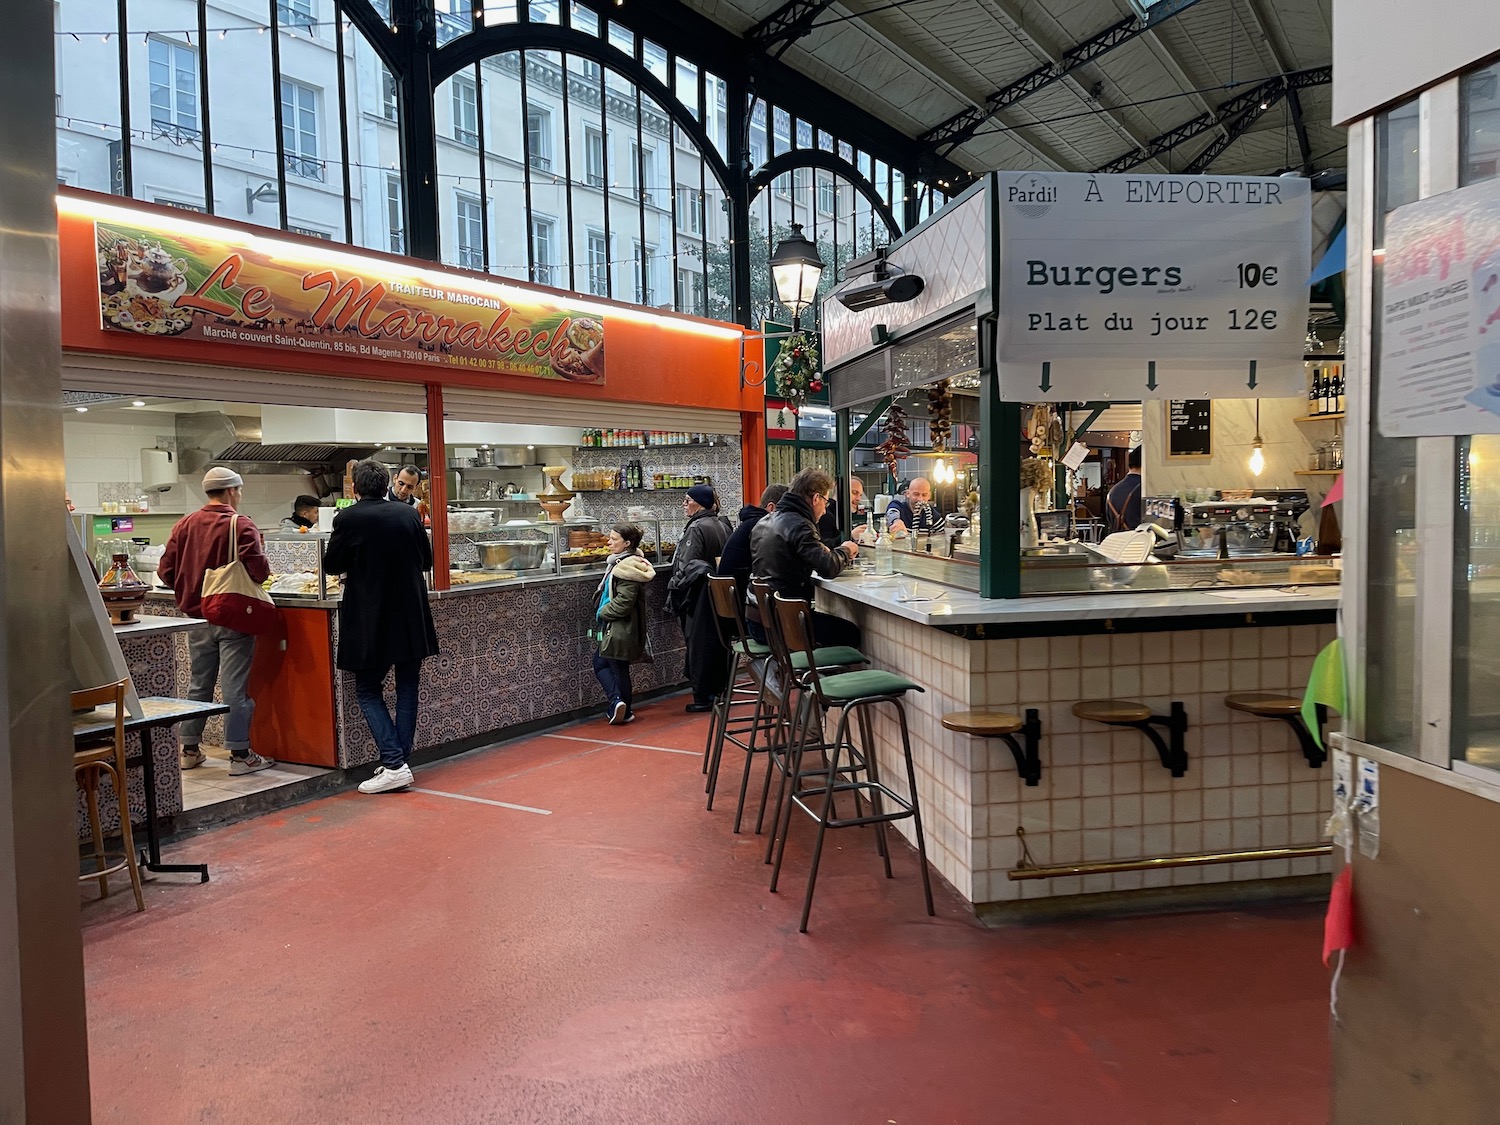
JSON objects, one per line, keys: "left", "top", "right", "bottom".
{"left": 874, "top": 517, "right": 894, "bottom": 576}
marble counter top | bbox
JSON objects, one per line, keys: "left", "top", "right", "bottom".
{"left": 816, "top": 572, "right": 1339, "bottom": 628}
{"left": 112, "top": 614, "right": 209, "bottom": 637}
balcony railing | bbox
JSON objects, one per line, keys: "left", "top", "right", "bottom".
{"left": 532, "top": 264, "right": 557, "bottom": 286}
{"left": 151, "top": 119, "right": 202, "bottom": 147}
{"left": 586, "top": 172, "right": 606, "bottom": 188}
{"left": 529, "top": 153, "right": 553, "bottom": 172}
{"left": 457, "top": 247, "right": 485, "bottom": 270}
{"left": 454, "top": 127, "right": 479, "bottom": 149}
{"left": 284, "top": 153, "right": 326, "bottom": 181}
{"left": 389, "top": 230, "right": 405, "bottom": 254}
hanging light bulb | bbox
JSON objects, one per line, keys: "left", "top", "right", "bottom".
{"left": 1248, "top": 399, "right": 1265, "bottom": 477}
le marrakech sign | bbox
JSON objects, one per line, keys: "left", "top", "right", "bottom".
{"left": 94, "top": 218, "right": 606, "bottom": 383}
{"left": 996, "top": 171, "right": 1311, "bottom": 401}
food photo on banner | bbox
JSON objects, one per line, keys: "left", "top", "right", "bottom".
{"left": 1379, "top": 174, "right": 1500, "bottom": 437}
{"left": 994, "top": 171, "right": 1312, "bottom": 402}
{"left": 94, "top": 216, "right": 606, "bottom": 384}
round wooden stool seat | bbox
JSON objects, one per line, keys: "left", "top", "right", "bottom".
{"left": 1072, "top": 699, "right": 1152, "bottom": 724}
{"left": 1225, "top": 692, "right": 1302, "bottom": 718}
{"left": 942, "top": 710, "right": 1025, "bottom": 737}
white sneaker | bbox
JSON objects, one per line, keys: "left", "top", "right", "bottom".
{"left": 180, "top": 746, "right": 207, "bottom": 770}
{"left": 359, "top": 764, "right": 413, "bottom": 794}
{"left": 229, "top": 751, "right": 275, "bottom": 776}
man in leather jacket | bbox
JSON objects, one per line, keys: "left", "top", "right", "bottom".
{"left": 668, "top": 483, "right": 733, "bottom": 712}
{"left": 750, "top": 466, "right": 863, "bottom": 649}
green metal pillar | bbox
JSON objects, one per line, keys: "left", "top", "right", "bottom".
{"left": 979, "top": 330, "right": 1021, "bottom": 599}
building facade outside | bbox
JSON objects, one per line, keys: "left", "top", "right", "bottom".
{"left": 54, "top": 0, "right": 950, "bottom": 333}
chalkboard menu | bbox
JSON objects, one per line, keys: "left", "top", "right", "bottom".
{"left": 1167, "top": 400, "right": 1213, "bottom": 458}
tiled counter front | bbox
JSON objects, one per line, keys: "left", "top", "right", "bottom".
{"left": 332, "top": 573, "right": 685, "bottom": 768}
{"left": 75, "top": 628, "right": 190, "bottom": 840}
{"left": 820, "top": 587, "right": 1337, "bottom": 908}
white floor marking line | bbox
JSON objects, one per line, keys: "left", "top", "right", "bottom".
{"left": 543, "top": 732, "right": 698, "bottom": 757}
{"left": 619, "top": 742, "right": 700, "bottom": 757}
{"left": 409, "top": 788, "right": 552, "bottom": 815}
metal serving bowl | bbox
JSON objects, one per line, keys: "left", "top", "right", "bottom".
{"left": 476, "top": 539, "right": 549, "bottom": 571}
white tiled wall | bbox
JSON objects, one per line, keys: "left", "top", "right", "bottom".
{"left": 65, "top": 418, "right": 314, "bottom": 531}
{"left": 836, "top": 603, "right": 1336, "bottom": 906}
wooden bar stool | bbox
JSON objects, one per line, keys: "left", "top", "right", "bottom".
{"left": 1225, "top": 692, "right": 1327, "bottom": 767}
{"left": 942, "top": 710, "right": 1044, "bottom": 785}
{"left": 1073, "top": 699, "right": 1189, "bottom": 777}
{"left": 73, "top": 679, "right": 145, "bottom": 913}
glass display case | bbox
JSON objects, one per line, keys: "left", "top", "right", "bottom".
{"left": 446, "top": 516, "right": 666, "bottom": 589}
{"left": 265, "top": 516, "right": 670, "bottom": 599}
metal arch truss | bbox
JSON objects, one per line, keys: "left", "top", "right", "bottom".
{"left": 1091, "top": 66, "right": 1333, "bottom": 176}
{"left": 749, "top": 0, "right": 840, "bottom": 60}
{"left": 917, "top": 0, "right": 1206, "bottom": 159}
{"left": 748, "top": 149, "right": 904, "bottom": 239}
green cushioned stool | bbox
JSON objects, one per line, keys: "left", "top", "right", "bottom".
{"left": 789, "top": 645, "right": 869, "bottom": 673}
{"left": 765, "top": 592, "right": 935, "bottom": 934}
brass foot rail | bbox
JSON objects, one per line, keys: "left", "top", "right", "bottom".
{"left": 1009, "top": 844, "right": 1331, "bottom": 881}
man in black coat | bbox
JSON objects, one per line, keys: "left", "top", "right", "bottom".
{"left": 667, "top": 483, "right": 732, "bottom": 712}
{"left": 751, "top": 466, "right": 863, "bottom": 649}
{"left": 323, "top": 459, "right": 440, "bottom": 794}
{"left": 717, "top": 483, "right": 787, "bottom": 595}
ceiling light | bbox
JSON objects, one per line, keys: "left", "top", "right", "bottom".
{"left": 74, "top": 406, "right": 88, "bottom": 413}
{"left": 132, "top": 400, "right": 147, "bottom": 407}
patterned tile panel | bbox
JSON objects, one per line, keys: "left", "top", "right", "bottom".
{"left": 333, "top": 577, "right": 687, "bottom": 768}
{"left": 75, "top": 632, "right": 185, "bottom": 840}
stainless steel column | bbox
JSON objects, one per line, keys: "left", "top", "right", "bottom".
{"left": 0, "top": 0, "right": 92, "bottom": 1119}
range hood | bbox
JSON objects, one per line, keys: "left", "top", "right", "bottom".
{"left": 177, "top": 411, "right": 379, "bottom": 476}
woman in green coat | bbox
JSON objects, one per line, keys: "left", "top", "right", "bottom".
{"left": 591, "top": 522, "right": 656, "bottom": 724}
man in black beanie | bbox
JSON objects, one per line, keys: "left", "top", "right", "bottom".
{"left": 667, "top": 483, "right": 732, "bottom": 711}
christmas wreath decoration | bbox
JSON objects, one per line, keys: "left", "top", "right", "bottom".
{"left": 772, "top": 332, "right": 822, "bottom": 424}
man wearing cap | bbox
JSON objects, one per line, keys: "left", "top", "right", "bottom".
{"left": 667, "top": 483, "right": 732, "bottom": 712}
{"left": 158, "top": 467, "right": 276, "bottom": 775}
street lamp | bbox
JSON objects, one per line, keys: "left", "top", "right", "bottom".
{"left": 769, "top": 222, "right": 824, "bottom": 330}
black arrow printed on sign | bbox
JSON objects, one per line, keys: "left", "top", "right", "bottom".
{"left": 1040, "top": 362, "right": 1052, "bottom": 393}
{"left": 1147, "top": 361, "right": 1158, "bottom": 392}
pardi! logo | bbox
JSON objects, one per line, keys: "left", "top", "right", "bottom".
{"left": 1005, "top": 172, "right": 1059, "bottom": 219}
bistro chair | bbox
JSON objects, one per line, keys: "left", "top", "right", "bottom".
{"left": 73, "top": 679, "right": 145, "bottom": 913}
{"left": 768, "top": 593, "right": 934, "bottom": 933}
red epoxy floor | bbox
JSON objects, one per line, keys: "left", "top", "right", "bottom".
{"left": 81, "top": 702, "right": 1329, "bottom": 1125}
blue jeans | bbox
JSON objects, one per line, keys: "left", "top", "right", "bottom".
{"left": 592, "top": 651, "right": 633, "bottom": 714}
{"left": 355, "top": 660, "right": 423, "bottom": 770}
{"left": 182, "top": 625, "right": 257, "bottom": 755}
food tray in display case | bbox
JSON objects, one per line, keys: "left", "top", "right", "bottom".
{"left": 443, "top": 517, "right": 664, "bottom": 586}
{"left": 262, "top": 533, "right": 341, "bottom": 600}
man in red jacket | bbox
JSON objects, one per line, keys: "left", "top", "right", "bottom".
{"left": 158, "top": 466, "right": 276, "bottom": 775}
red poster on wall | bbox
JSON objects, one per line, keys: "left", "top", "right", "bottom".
{"left": 94, "top": 218, "right": 606, "bottom": 384}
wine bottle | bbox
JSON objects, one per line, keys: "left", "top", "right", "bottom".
{"left": 1335, "top": 369, "right": 1345, "bottom": 414}
{"left": 1308, "top": 370, "right": 1320, "bottom": 415}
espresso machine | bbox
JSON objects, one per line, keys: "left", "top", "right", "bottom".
{"left": 1187, "top": 490, "right": 1311, "bottom": 555}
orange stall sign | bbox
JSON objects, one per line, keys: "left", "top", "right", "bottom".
{"left": 94, "top": 219, "right": 607, "bottom": 384}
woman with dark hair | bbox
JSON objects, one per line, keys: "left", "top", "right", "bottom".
{"left": 591, "top": 522, "right": 656, "bottom": 725}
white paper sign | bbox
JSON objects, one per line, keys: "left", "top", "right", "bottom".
{"left": 995, "top": 172, "right": 1311, "bottom": 402}
{"left": 1061, "top": 441, "right": 1089, "bottom": 470}
{"left": 1378, "top": 176, "right": 1500, "bottom": 436}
